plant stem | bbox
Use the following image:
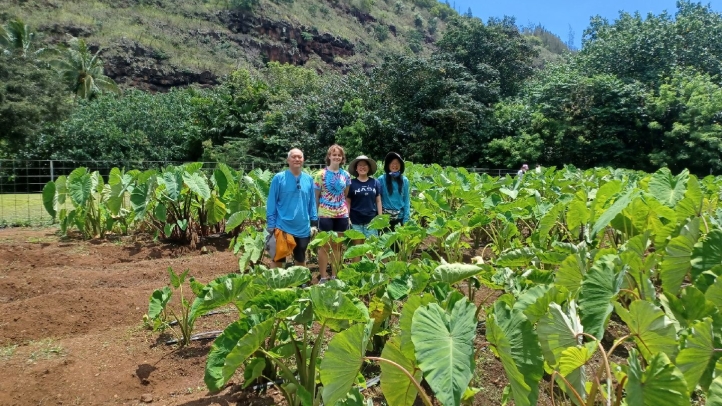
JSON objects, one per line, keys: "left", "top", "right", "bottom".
{"left": 578, "top": 332, "right": 613, "bottom": 406}
{"left": 364, "top": 356, "right": 433, "bottom": 406}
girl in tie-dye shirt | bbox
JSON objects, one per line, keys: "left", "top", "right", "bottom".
{"left": 314, "top": 144, "right": 351, "bottom": 281}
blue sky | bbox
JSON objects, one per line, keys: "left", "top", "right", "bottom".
{"left": 447, "top": 1, "right": 722, "bottom": 48}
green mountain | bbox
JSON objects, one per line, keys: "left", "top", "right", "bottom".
{"left": 2, "top": 0, "right": 567, "bottom": 90}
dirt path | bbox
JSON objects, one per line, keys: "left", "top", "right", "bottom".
{"left": 0, "top": 228, "right": 521, "bottom": 406}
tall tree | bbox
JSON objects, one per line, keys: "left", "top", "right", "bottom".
{"left": 436, "top": 16, "right": 539, "bottom": 100}
{"left": 0, "top": 54, "right": 71, "bottom": 158}
{"left": 50, "top": 37, "right": 120, "bottom": 99}
{"left": 0, "top": 19, "right": 35, "bottom": 58}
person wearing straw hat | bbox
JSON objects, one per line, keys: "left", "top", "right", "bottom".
{"left": 346, "top": 155, "right": 382, "bottom": 244}
{"left": 378, "top": 151, "right": 410, "bottom": 231}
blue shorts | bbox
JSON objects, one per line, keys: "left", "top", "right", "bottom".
{"left": 351, "top": 223, "right": 378, "bottom": 238}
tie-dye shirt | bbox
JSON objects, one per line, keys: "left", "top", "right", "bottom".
{"left": 314, "top": 167, "right": 351, "bottom": 218}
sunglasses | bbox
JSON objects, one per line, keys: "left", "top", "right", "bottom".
{"left": 296, "top": 178, "right": 301, "bottom": 190}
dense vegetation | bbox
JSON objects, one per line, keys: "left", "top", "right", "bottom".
{"left": 43, "top": 161, "right": 722, "bottom": 405}
{"left": 3, "top": 1, "right": 722, "bottom": 176}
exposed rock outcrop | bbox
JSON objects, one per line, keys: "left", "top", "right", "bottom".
{"left": 100, "top": 39, "right": 218, "bottom": 92}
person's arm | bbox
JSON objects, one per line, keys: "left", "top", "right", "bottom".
{"left": 402, "top": 177, "right": 411, "bottom": 223}
{"left": 307, "top": 175, "right": 318, "bottom": 223}
{"left": 375, "top": 179, "right": 382, "bottom": 215}
{"left": 266, "top": 175, "right": 279, "bottom": 230}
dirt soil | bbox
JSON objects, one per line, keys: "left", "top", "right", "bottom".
{"left": 0, "top": 227, "right": 516, "bottom": 406}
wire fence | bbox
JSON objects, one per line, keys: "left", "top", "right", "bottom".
{"left": 0, "top": 159, "right": 519, "bottom": 227}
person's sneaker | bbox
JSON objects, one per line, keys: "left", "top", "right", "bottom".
{"left": 318, "top": 278, "right": 328, "bottom": 285}
{"left": 330, "top": 275, "right": 337, "bottom": 280}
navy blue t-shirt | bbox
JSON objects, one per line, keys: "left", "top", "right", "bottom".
{"left": 348, "top": 177, "right": 381, "bottom": 225}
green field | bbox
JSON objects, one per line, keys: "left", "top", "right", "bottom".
{"left": 0, "top": 194, "right": 53, "bottom": 226}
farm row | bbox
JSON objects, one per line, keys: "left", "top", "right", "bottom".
{"left": 41, "top": 163, "right": 722, "bottom": 405}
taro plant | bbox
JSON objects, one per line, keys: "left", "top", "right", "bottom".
{"left": 43, "top": 167, "right": 112, "bottom": 238}
{"left": 145, "top": 267, "right": 196, "bottom": 346}
{"left": 204, "top": 272, "right": 371, "bottom": 406}
{"left": 320, "top": 294, "right": 478, "bottom": 406}
{"left": 134, "top": 163, "right": 227, "bottom": 248}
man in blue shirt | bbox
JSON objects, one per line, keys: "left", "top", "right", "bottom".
{"left": 266, "top": 148, "right": 318, "bottom": 268}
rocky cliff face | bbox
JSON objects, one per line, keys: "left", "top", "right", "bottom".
{"left": 220, "top": 11, "right": 356, "bottom": 67}
{"left": 41, "top": 10, "right": 368, "bottom": 91}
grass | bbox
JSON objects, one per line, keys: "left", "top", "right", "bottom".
{"left": 2, "top": 0, "right": 445, "bottom": 77}
{"left": 0, "top": 194, "right": 53, "bottom": 227}
{"left": 27, "top": 338, "right": 65, "bottom": 362}
{"left": 0, "top": 344, "right": 18, "bottom": 360}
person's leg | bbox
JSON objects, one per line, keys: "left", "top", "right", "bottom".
{"left": 292, "top": 236, "right": 310, "bottom": 267}
{"left": 330, "top": 218, "right": 350, "bottom": 277}
{"left": 317, "top": 218, "right": 333, "bottom": 280}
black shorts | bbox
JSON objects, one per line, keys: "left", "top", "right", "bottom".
{"left": 267, "top": 232, "right": 311, "bottom": 264}
{"left": 319, "top": 217, "right": 350, "bottom": 233}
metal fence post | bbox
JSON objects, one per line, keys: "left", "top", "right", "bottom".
{"left": 50, "top": 160, "right": 54, "bottom": 182}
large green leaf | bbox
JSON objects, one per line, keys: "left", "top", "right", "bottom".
{"left": 676, "top": 175, "right": 703, "bottom": 220}
{"left": 578, "top": 255, "right": 624, "bottom": 340}
{"left": 399, "top": 294, "right": 436, "bottom": 358}
{"left": 206, "top": 317, "right": 274, "bottom": 392}
{"left": 707, "top": 376, "right": 722, "bottom": 406}
{"left": 431, "top": 263, "right": 482, "bottom": 285}
{"left": 257, "top": 266, "right": 311, "bottom": 289}
{"left": 676, "top": 318, "right": 721, "bottom": 393}
{"left": 662, "top": 286, "right": 718, "bottom": 329}
{"left": 246, "top": 289, "right": 299, "bottom": 313}
{"left": 309, "top": 286, "right": 369, "bottom": 325}
{"left": 226, "top": 210, "right": 249, "bottom": 230}
{"left": 189, "top": 274, "right": 254, "bottom": 322}
{"left": 660, "top": 218, "right": 701, "bottom": 295}
{"left": 566, "top": 199, "right": 590, "bottom": 234}
{"left": 555, "top": 252, "right": 587, "bottom": 295}
{"left": 161, "top": 170, "right": 183, "bottom": 201}
{"left": 625, "top": 350, "right": 690, "bottom": 406}
{"left": 614, "top": 300, "right": 678, "bottom": 362}
{"left": 411, "top": 299, "right": 476, "bottom": 406}
{"left": 204, "top": 318, "right": 252, "bottom": 391}
{"left": 379, "top": 335, "right": 422, "bottom": 406}
{"left": 183, "top": 171, "right": 211, "bottom": 200}
{"left": 320, "top": 322, "right": 372, "bottom": 406}
{"left": 537, "top": 202, "right": 564, "bottom": 246}
{"left": 67, "top": 168, "right": 92, "bottom": 207}
{"left": 42, "top": 181, "right": 57, "bottom": 218}
{"left": 486, "top": 301, "right": 544, "bottom": 406}
{"left": 206, "top": 195, "right": 227, "bottom": 225}
{"left": 512, "top": 285, "right": 562, "bottom": 324}
{"left": 591, "top": 189, "right": 638, "bottom": 237}
{"left": 691, "top": 230, "right": 722, "bottom": 281}
{"left": 705, "top": 277, "right": 722, "bottom": 309}
{"left": 538, "top": 302, "right": 583, "bottom": 367}
{"left": 648, "top": 168, "right": 689, "bottom": 208}
{"left": 148, "top": 286, "right": 172, "bottom": 320}
{"left": 495, "top": 248, "right": 540, "bottom": 268}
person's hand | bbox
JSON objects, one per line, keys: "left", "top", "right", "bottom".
{"left": 310, "top": 226, "right": 319, "bottom": 237}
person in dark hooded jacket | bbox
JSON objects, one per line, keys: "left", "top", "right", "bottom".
{"left": 377, "top": 152, "right": 410, "bottom": 230}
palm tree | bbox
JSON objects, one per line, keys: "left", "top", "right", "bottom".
{"left": 0, "top": 19, "right": 43, "bottom": 58}
{"left": 50, "top": 36, "right": 120, "bottom": 99}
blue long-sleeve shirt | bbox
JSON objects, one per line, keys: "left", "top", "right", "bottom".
{"left": 266, "top": 170, "right": 318, "bottom": 237}
{"left": 378, "top": 174, "right": 411, "bottom": 223}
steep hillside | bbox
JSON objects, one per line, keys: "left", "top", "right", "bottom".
{"left": 2, "top": 0, "right": 455, "bottom": 90}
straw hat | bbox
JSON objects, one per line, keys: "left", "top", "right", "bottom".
{"left": 348, "top": 155, "right": 378, "bottom": 177}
